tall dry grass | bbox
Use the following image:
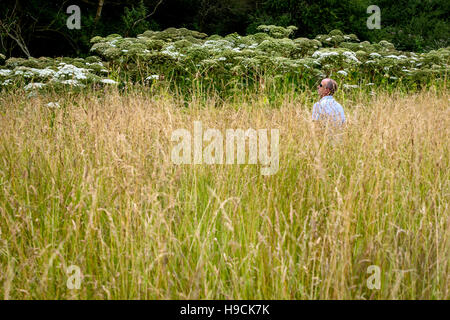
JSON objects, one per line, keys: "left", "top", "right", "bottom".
{"left": 0, "top": 87, "right": 448, "bottom": 299}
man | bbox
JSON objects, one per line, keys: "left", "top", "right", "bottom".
{"left": 312, "top": 78, "right": 346, "bottom": 125}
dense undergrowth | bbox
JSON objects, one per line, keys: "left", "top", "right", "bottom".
{"left": 0, "top": 25, "right": 448, "bottom": 100}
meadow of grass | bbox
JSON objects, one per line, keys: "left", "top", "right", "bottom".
{"left": 0, "top": 85, "right": 448, "bottom": 299}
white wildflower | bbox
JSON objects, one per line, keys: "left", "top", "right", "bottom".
{"left": 60, "top": 79, "right": 85, "bottom": 87}
{"left": 46, "top": 102, "right": 61, "bottom": 108}
{"left": 15, "top": 69, "right": 34, "bottom": 78}
{"left": 385, "top": 55, "right": 401, "bottom": 60}
{"left": 0, "top": 69, "right": 12, "bottom": 76}
{"left": 312, "top": 51, "right": 339, "bottom": 59}
{"left": 342, "top": 51, "right": 360, "bottom": 63}
{"left": 33, "top": 67, "right": 55, "bottom": 78}
{"left": 101, "top": 79, "right": 118, "bottom": 84}
{"left": 145, "top": 75, "right": 159, "bottom": 80}
{"left": 24, "top": 82, "right": 45, "bottom": 90}
{"left": 109, "top": 39, "right": 118, "bottom": 47}
{"left": 86, "top": 62, "right": 104, "bottom": 67}
{"left": 53, "top": 64, "right": 88, "bottom": 80}
{"left": 161, "top": 45, "right": 185, "bottom": 58}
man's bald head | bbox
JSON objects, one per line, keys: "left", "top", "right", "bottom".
{"left": 323, "top": 78, "right": 338, "bottom": 95}
{"left": 317, "top": 78, "right": 338, "bottom": 98}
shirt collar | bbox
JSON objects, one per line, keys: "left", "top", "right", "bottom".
{"left": 320, "top": 95, "right": 334, "bottom": 102}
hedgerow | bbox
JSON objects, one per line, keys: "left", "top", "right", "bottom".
{"left": 0, "top": 25, "right": 448, "bottom": 95}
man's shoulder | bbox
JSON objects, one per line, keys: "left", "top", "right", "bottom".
{"left": 330, "top": 97, "right": 344, "bottom": 109}
{"left": 315, "top": 96, "right": 344, "bottom": 111}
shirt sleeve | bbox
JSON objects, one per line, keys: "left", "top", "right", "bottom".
{"left": 336, "top": 102, "right": 346, "bottom": 124}
{"left": 312, "top": 102, "right": 319, "bottom": 120}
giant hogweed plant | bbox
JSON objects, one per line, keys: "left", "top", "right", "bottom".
{"left": 0, "top": 25, "right": 448, "bottom": 96}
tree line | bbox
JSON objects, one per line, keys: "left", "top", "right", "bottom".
{"left": 1, "top": 0, "right": 448, "bottom": 58}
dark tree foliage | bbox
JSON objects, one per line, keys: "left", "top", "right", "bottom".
{"left": 0, "top": 0, "right": 448, "bottom": 58}
{"left": 363, "top": 0, "right": 450, "bottom": 51}
{"left": 246, "top": 0, "right": 449, "bottom": 51}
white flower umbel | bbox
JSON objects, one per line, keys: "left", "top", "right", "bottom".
{"left": 86, "top": 62, "right": 104, "bottom": 67}
{"left": 203, "top": 40, "right": 234, "bottom": 51}
{"left": 0, "top": 69, "right": 12, "bottom": 76}
{"left": 385, "top": 55, "right": 402, "bottom": 60}
{"left": 312, "top": 50, "right": 339, "bottom": 59}
{"left": 109, "top": 39, "right": 119, "bottom": 47}
{"left": 337, "top": 70, "right": 348, "bottom": 76}
{"left": 24, "top": 82, "right": 46, "bottom": 90}
{"left": 46, "top": 102, "right": 61, "bottom": 108}
{"left": 343, "top": 84, "right": 359, "bottom": 89}
{"left": 101, "top": 79, "right": 118, "bottom": 84}
{"left": 53, "top": 63, "right": 88, "bottom": 80}
{"left": 145, "top": 75, "right": 160, "bottom": 81}
{"left": 161, "top": 44, "right": 185, "bottom": 58}
{"left": 15, "top": 69, "right": 34, "bottom": 78}
{"left": 342, "top": 51, "right": 360, "bottom": 63}
{"left": 60, "top": 79, "right": 86, "bottom": 87}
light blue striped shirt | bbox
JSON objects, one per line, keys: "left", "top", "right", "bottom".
{"left": 312, "top": 96, "right": 346, "bottom": 125}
